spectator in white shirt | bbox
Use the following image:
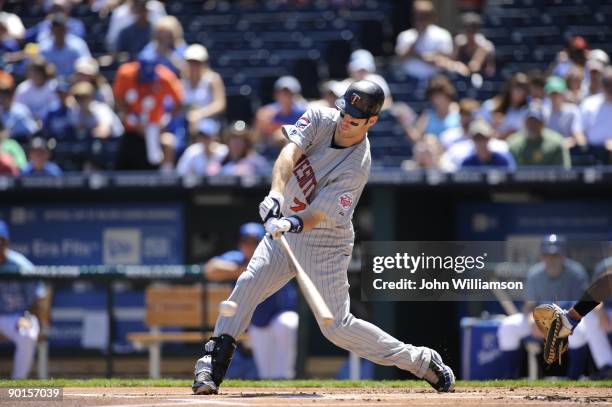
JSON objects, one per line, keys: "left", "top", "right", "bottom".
{"left": 68, "top": 81, "right": 123, "bottom": 141}
{"left": 339, "top": 49, "right": 393, "bottom": 110}
{"left": 176, "top": 119, "right": 227, "bottom": 177}
{"left": 72, "top": 57, "right": 115, "bottom": 107}
{"left": 580, "top": 67, "right": 612, "bottom": 164}
{"left": 395, "top": 0, "right": 453, "bottom": 81}
{"left": 14, "top": 57, "right": 58, "bottom": 121}
{"left": 0, "top": 0, "right": 24, "bottom": 40}
{"left": 584, "top": 59, "right": 604, "bottom": 98}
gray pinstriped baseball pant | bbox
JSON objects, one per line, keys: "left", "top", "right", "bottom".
{"left": 210, "top": 234, "right": 432, "bottom": 378}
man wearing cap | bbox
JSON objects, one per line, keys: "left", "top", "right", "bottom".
{"left": 254, "top": 76, "right": 307, "bottom": 157}
{"left": 176, "top": 119, "right": 227, "bottom": 177}
{"left": 192, "top": 80, "right": 455, "bottom": 395}
{"left": 115, "top": 0, "right": 152, "bottom": 60}
{"left": 38, "top": 13, "right": 91, "bottom": 78}
{"left": 544, "top": 76, "right": 586, "bottom": 150}
{"left": 68, "top": 81, "right": 123, "bottom": 141}
{"left": 584, "top": 59, "right": 604, "bottom": 98}
{"left": 496, "top": 235, "right": 608, "bottom": 378}
{"left": 580, "top": 66, "right": 612, "bottom": 164}
{"left": 0, "top": 220, "right": 45, "bottom": 379}
{"left": 113, "top": 55, "right": 182, "bottom": 170}
{"left": 203, "top": 223, "right": 298, "bottom": 379}
{"left": 21, "top": 137, "right": 62, "bottom": 177}
{"left": 460, "top": 119, "right": 512, "bottom": 169}
{"left": 441, "top": 99, "right": 516, "bottom": 172}
{"left": 340, "top": 49, "right": 393, "bottom": 110}
{"left": 508, "top": 102, "right": 570, "bottom": 168}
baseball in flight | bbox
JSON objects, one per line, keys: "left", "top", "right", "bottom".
{"left": 218, "top": 300, "right": 238, "bottom": 317}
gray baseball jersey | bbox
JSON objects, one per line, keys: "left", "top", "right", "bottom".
{"left": 200, "top": 106, "right": 433, "bottom": 379}
{"left": 281, "top": 106, "right": 370, "bottom": 248}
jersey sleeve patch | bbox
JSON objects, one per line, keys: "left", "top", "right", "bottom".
{"left": 295, "top": 115, "right": 311, "bottom": 130}
{"left": 338, "top": 192, "right": 354, "bottom": 211}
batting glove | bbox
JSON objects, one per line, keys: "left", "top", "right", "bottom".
{"left": 259, "top": 191, "right": 284, "bottom": 222}
{"left": 264, "top": 216, "right": 303, "bottom": 239}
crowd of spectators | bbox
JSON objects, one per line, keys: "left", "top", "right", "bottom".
{"left": 0, "top": 0, "right": 611, "bottom": 178}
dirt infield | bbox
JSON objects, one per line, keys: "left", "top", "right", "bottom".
{"left": 1, "top": 386, "right": 610, "bottom": 407}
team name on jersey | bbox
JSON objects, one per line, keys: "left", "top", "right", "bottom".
{"left": 293, "top": 154, "right": 317, "bottom": 203}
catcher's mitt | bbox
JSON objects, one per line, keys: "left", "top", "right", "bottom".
{"left": 532, "top": 304, "right": 573, "bottom": 365}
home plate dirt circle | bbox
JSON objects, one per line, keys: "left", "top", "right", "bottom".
{"left": 3, "top": 386, "right": 607, "bottom": 407}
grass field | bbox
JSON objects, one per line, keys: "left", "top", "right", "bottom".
{"left": 0, "top": 379, "right": 610, "bottom": 406}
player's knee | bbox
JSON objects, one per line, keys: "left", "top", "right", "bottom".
{"left": 319, "top": 314, "right": 352, "bottom": 345}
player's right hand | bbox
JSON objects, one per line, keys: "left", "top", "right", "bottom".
{"left": 259, "top": 191, "right": 284, "bottom": 222}
{"left": 264, "top": 218, "right": 291, "bottom": 239}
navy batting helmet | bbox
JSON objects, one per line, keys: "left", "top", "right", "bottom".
{"left": 335, "top": 80, "right": 384, "bottom": 119}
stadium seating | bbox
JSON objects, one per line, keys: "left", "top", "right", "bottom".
{"left": 3, "top": 0, "right": 612, "bottom": 167}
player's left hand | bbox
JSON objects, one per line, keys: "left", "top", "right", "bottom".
{"left": 259, "top": 191, "right": 284, "bottom": 222}
{"left": 265, "top": 218, "right": 291, "bottom": 239}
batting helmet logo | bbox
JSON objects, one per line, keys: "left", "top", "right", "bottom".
{"left": 350, "top": 93, "right": 361, "bottom": 106}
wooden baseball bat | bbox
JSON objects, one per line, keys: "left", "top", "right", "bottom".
{"left": 279, "top": 235, "right": 334, "bottom": 327}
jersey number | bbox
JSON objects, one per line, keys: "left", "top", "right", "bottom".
{"left": 289, "top": 197, "right": 307, "bottom": 213}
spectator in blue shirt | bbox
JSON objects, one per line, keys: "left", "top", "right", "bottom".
{"left": 0, "top": 219, "right": 46, "bottom": 379}
{"left": 115, "top": 0, "right": 152, "bottom": 61}
{"left": 461, "top": 119, "right": 513, "bottom": 169}
{"left": 408, "top": 75, "right": 461, "bottom": 142}
{"left": 21, "top": 137, "right": 63, "bottom": 177}
{"left": 42, "top": 79, "right": 74, "bottom": 141}
{"left": 204, "top": 223, "right": 298, "bottom": 379}
{"left": 0, "top": 79, "right": 39, "bottom": 141}
{"left": 26, "top": 0, "right": 85, "bottom": 43}
{"left": 39, "top": 13, "right": 91, "bottom": 78}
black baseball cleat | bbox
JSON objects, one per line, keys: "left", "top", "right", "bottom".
{"left": 192, "top": 367, "right": 218, "bottom": 395}
{"left": 422, "top": 349, "right": 455, "bottom": 392}
{"left": 192, "top": 334, "right": 236, "bottom": 395}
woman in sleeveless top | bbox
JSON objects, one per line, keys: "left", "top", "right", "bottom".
{"left": 408, "top": 75, "right": 460, "bottom": 142}
{"left": 177, "top": 44, "right": 226, "bottom": 156}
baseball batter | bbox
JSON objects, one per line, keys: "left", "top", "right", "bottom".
{"left": 192, "top": 80, "right": 455, "bottom": 394}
